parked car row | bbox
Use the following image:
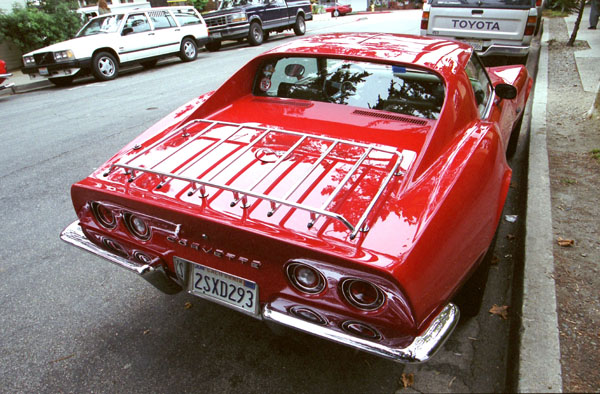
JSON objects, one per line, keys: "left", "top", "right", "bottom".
{"left": 21, "top": 3, "right": 312, "bottom": 86}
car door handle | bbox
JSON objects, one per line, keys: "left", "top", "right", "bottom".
{"left": 472, "top": 10, "right": 484, "bottom": 14}
{"left": 175, "top": 28, "right": 181, "bottom": 31}
{"left": 148, "top": 32, "right": 155, "bottom": 35}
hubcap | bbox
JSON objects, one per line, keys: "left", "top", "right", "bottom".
{"left": 98, "top": 57, "right": 115, "bottom": 77}
{"left": 253, "top": 27, "right": 261, "bottom": 41}
{"left": 184, "top": 42, "right": 195, "bottom": 58}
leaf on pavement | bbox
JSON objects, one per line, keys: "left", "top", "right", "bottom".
{"left": 400, "top": 373, "right": 414, "bottom": 388}
{"left": 489, "top": 304, "right": 509, "bottom": 320}
{"left": 184, "top": 302, "right": 193, "bottom": 310}
{"left": 557, "top": 237, "right": 575, "bottom": 247}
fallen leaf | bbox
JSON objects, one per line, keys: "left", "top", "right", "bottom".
{"left": 557, "top": 237, "right": 575, "bottom": 247}
{"left": 448, "top": 376, "right": 457, "bottom": 388}
{"left": 489, "top": 304, "right": 509, "bottom": 320}
{"left": 506, "top": 234, "right": 516, "bottom": 240}
{"left": 184, "top": 302, "right": 193, "bottom": 310}
{"left": 400, "top": 373, "right": 414, "bottom": 388}
{"left": 143, "top": 329, "right": 150, "bottom": 335}
{"left": 491, "top": 255, "right": 500, "bottom": 265}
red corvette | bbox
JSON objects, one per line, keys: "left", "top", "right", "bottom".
{"left": 325, "top": 2, "right": 352, "bottom": 16}
{"left": 0, "top": 59, "right": 14, "bottom": 92}
{"left": 61, "top": 33, "right": 531, "bottom": 363}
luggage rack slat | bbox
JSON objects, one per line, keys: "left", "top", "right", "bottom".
{"left": 104, "top": 119, "right": 406, "bottom": 239}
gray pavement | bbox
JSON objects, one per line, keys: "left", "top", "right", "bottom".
{"left": 2, "top": 11, "right": 599, "bottom": 392}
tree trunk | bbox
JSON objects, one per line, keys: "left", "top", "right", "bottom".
{"left": 567, "top": 0, "right": 587, "bottom": 46}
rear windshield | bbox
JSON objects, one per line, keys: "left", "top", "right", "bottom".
{"left": 254, "top": 57, "right": 445, "bottom": 120}
{"left": 431, "top": 0, "right": 533, "bottom": 9}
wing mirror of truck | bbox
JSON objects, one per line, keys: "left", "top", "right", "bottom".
{"left": 495, "top": 83, "right": 517, "bottom": 100}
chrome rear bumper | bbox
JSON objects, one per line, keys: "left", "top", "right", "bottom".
{"left": 263, "top": 303, "right": 459, "bottom": 363}
{"left": 61, "top": 220, "right": 459, "bottom": 363}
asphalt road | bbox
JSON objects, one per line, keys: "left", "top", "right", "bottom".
{"left": 0, "top": 11, "right": 529, "bottom": 393}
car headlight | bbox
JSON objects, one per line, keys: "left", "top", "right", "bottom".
{"left": 53, "top": 50, "right": 74, "bottom": 62}
{"left": 230, "top": 12, "right": 247, "bottom": 23}
{"left": 23, "top": 56, "right": 36, "bottom": 66}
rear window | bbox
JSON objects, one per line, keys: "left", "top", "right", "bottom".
{"left": 254, "top": 57, "right": 445, "bottom": 120}
{"left": 431, "top": 0, "right": 533, "bottom": 9}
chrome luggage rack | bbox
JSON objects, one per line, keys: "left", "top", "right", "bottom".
{"left": 104, "top": 119, "right": 407, "bottom": 240}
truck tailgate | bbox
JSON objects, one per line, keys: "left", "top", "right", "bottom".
{"left": 428, "top": 8, "right": 528, "bottom": 41}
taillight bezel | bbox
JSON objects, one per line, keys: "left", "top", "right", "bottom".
{"left": 341, "top": 278, "right": 386, "bottom": 311}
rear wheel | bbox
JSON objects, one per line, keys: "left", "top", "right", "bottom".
{"left": 248, "top": 22, "right": 264, "bottom": 46}
{"left": 205, "top": 41, "right": 222, "bottom": 52}
{"left": 91, "top": 51, "right": 118, "bottom": 81}
{"left": 293, "top": 14, "right": 306, "bottom": 36}
{"left": 48, "top": 76, "right": 74, "bottom": 86}
{"left": 179, "top": 38, "right": 197, "bottom": 62}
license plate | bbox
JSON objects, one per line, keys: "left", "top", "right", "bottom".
{"left": 463, "top": 40, "right": 483, "bottom": 51}
{"left": 188, "top": 260, "right": 258, "bottom": 315}
{"left": 39, "top": 67, "right": 49, "bottom": 76}
{"left": 211, "top": 32, "right": 222, "bottom": 38}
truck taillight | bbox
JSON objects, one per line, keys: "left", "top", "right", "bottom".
{"left": 536, "top": 0, "right": 542, "bottom": 6}
{"left": 421, "top": 11, "right": 429, "bottom": 30}
{"left": 524, "top": 15, "right": 537, "bottom": 36}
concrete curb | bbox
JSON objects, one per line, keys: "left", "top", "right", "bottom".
{"left": 517, "top": 23, "right": 563, "bottom": 393}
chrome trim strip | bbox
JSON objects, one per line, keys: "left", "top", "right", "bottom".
{"left": 60, "top": 220, "right": 182, "bottom": 294}
{"left": 262, "top": 303, "right": 459, "bottom": 363}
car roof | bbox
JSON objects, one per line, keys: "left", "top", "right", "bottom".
{"left": 264, "top": 33, "right": 473, "bottom": 79}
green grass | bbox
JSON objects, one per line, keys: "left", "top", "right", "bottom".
{"left": 591, "top": 149, "right": 600, "bottom": 162}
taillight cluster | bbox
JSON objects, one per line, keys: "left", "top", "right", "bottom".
{"left": 421, "top": 11, "right": 429, "bottom": 31}
{"left": 524, "top": 15, "right": 537, "bottom": 36}
{"left": 90, "top": 201, "right": 152, "bottom": 241}
{"left": 285, "top": 260, "right": 386, "bottom": 312}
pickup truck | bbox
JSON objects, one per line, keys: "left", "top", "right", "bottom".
{"left": 420, "top": 0, "right": 538, "bottom": 59}
{"left": 203, "top": 0, "right": 312, "bottom": 51}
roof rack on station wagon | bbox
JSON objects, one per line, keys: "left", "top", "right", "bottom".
{"left": 104, "top": 119, "right": 407, "bottom": 240}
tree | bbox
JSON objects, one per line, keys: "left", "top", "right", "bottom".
{"left": 567, "top": 0, "right": 586, "bottom": 46}
{"left": 0, "top": 0, "right": 82, "bottom": 54}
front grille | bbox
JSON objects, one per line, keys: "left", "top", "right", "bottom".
{"left": 33, "top": 52, "right": 55, "bottom": 66}
{"left": 205, "top": 15, "right": 229, "bottom": 28}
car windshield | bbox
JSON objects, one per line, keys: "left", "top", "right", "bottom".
{"left": 254, "top": 57, "right": 445, "bottom": 120}
{"left": 218, "top": 0, "right": 261, "bottom": 9}
{"left": 77, "top": 15, "right": 125, "bottom": 37}
{"left": 431, "top": 0, "right": 533, "bottom": 8}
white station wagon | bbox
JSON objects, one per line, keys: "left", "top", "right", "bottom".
{"left": 22, "top": 6, "right": 209, "bottom": 85}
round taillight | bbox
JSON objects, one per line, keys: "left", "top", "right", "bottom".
{"left": 290, "top": 306, "right": 327, "bottom": 325}
{"left": 342, "top": 320, "right": 381, "bottom": 341}
{"left": 341, "top": 279, "right": 385, "bottom": 311}
{"left": 133, "top": 251, "right": 153, "bottom": 264}
{"left": 124, "top": 213, "right": 151, "bottom": 240}
{"left": 101, "top": 237, "right": 127, "bottom": 257}
{"left": 286, "top": 263, "right": 326, "bottom": 294}
{"left": 91, "top": 202, "right": 116, "bottom": 229}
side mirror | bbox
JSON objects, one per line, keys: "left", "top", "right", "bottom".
{"left": 122, "top": 27, "right": 133, "bottom": 36}
{"left": 495, "top": 83, "right": 517, "bottom": 100}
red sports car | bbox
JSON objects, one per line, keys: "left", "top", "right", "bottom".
{"left": 0, "top": 59, "right": 14, "bottom": 92}
{"left": 61, "top": 33, "right": 531, "bottom": 363}
{"left": 325, "top": 2, "right": 352, "bottom": 16}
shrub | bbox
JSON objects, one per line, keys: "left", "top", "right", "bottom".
{"left": 545, "top": 0, "right": 579, "bottom": 13}
{"left": 0, "top": 0, "right": 82, "bottom": 54}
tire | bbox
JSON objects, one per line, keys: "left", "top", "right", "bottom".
{"left": 333, "top": 9, "right": 340, "bottom": 17}
{"left": 506, "top": 113, "right": 523, "bottom": 158}
{"left": 453, "top": 234, "right": 497, "bottom": 318}
{"left": 293, "top": 14, "right": 306, "bottom": 36}
{"left": 91, "top": 51, "right": 118, "bottom": 81}
{"left": 179, "top": 37, "right": 197, "bottom": 62}
{"left": 48, "top": 76, "right": 74, "bottom": 86}
{"left": 205, "top": 41, "right": 222, "bottom": 52}
{"left": 263, "top": 30, "right": 270, "bottom": 42}
{"left": 140, "top": 59, "right": 158, "bottom": 69}
{"left": 248, "top": 22, "right": 264, "bottom": 46}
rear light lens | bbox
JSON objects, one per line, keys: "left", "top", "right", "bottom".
{"left": 342, "top": 321, "right": 382, "bottom": 341}
{"left": 420, "top": 11, "right": 429, "bottom": 30}
{"left": 91, "top": 202, "right": 117, "bottom": 229}
{"left": 101, "top": 237, "right": 128, "bottom": 257}
{"left": 525, "top": 16, "right": 537, "bottom": 36}
{"left": 290, "top": 307, "right": 327, "bottom": 325}
{"left": 286, "top": 262, "right": 326, "bottom": 294}
{"left": 124, "top": 213, "right": 151, "bottom": 240}
{"left": 341, "top": 279, "right": 385, "bottom": 310}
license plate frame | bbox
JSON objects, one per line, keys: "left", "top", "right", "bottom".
{"left": 179, "top": 257, "right": 259, "bottom": 316}
{"left": 462, "top": 39, "right": 483, "bottom": 51}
